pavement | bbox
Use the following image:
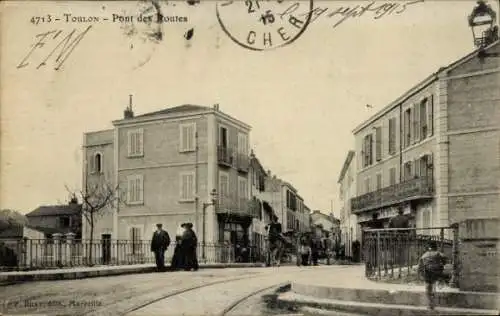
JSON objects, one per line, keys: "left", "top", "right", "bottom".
{"left": 278, "top": 265, "right": 500, "bottom": 316}
{"left": 0, "top": 262, "right": 264, "bottom": 284}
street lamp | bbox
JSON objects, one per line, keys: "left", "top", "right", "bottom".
{"left": 202, "top": 189, "right": 218, "bottom": 260}
{"left": 468, "top": 1, "right": 499, "bottom": 57}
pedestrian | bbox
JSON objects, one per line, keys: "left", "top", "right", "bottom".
{"left": 310, "top": 234, "right": 321, "bottom": 266}
{"left": 418, "top": 240, "right": 447, "bottom": 310}
{"left": 170, "top": 223, "right": 186, "bottom": 271}
{"left": 324, "top": 232, "right": 334, "bottom": 265}
{"left": 266, "top": 215, "right": 283, "bottom": 267}
{"left": 150, "top": 223, "right": 171, "bottom": 272}
{"left": 181, "top": 222, "right": 199, "bottom": 271}
{"left": 298, "top": 236, "right": 311, "bottom": 266}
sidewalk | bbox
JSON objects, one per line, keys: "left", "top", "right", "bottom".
{"left": 0, "top": 262, "right": 264, "bottom": 284}
{"left": 278, "top": 264, "right": 500, "bottom": 315}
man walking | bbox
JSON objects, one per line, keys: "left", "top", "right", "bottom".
{"left": 151, "top": 223, "right": 171, "bottom": 272}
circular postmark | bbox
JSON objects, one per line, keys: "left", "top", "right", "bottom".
{"left": 216, "top": 0, "right": 314, "bottom": 51}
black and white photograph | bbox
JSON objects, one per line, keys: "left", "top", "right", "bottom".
{"left": 0, "top": 0, "right": 499, "bottom": 315}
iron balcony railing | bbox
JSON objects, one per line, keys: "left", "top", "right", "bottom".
{"left": 236, "top": 153, "right": 250, "bottom": 172}
{"left": 216, "top": 196, "right": 256, "bottom": 217}
{"left": 217, "top": 146, "right": 233, "bottom": 167}
{"left": 351, "top": 176, "right": 434, "bottom": 213}
{"left": 0, "top": 239, "right": 265, "bottom": 271}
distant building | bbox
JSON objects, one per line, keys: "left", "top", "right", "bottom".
{"left": 350, "top": 40, "right": 500, "bottom": 235}
{"left": 337, "top": 150, "right": 358, "bottom": 257}
{"left": 310, "top": 210, "right": 340, "bottom": 240}
{"left": 26, "top": 198, "right": 82, "bottom": 239}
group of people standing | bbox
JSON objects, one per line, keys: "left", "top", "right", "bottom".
{"left": 150, "top": 222, "right": 199, "bottom": 272}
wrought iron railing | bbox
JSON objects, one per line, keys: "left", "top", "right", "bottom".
{"left": 217, "top": 146, "right": 233, "bottom": 166}
{"left": 362, "top": 226, "right": 460, "bottom": 287}
{"left": 217, "top": 196, "right": 254, "bottom": 217}
{"left": 352, "top": 176, "right": 434, "bottom": 212}
{"left": 0, "top": 239, "right": 265, "bottom": 271}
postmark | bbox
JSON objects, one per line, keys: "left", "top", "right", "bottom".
{"left": 216, "top": 0, "right": 314, "bottom": 51}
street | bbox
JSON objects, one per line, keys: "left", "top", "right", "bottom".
{"left": 0, "top": 266, "right": 328, "bottom": 316}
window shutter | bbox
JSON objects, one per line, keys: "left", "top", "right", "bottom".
{"left": 127, "top": 177, "right": 133, "bottom": 202}
{"left": 428, "top": 94, "right": 434, "bottom": 136}
{"left": 138, "top": 175, "right": 144, "bottom": 202}
{"left": 413, "top": 104, "right": 420, "bottom": 143}
{"left": 414, "top": 158, "right": 420, "bottom": 178}
{"left": 368, "top": 134, "right": 373, "bottom": 165}
{"left": 138, "top": 130, "right": 144, "bottom": 155}
{"left": 127, "top": 131, "right": 133, "bottom": 156}
{"left": 89, "top": 154, "right": 95, "bottom": 173}
{"left": 375, "top": 127, "right": 382, "bottom": 161}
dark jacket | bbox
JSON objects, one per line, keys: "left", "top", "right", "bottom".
{"left": 268, "top": 222, "right": 282, "bottom": 241}
{"left": 151, "top": 229, "right": 171, "bottom": 252}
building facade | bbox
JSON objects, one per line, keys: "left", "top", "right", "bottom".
{"left": 337, "top": 150, "right": 359, "bottom": 257}
{"left": 82, "top": 104, "right": 255, "bottom": 253}
{"left": 310, "top": 210, "right": 341, "bottom": 240}
{"left": 350, "top": 41, "right": 500, "bottom": 234}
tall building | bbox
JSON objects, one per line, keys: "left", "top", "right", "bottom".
{"left": 82, "top": 102, "right": 256, "bottom": 251}
{"left": 350, "top": 41, "right": 499, "bottom": 234}
{"left": 337, "top": 150, "right": 358, "bottom": 257}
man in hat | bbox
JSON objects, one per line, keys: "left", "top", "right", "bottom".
{"left": 151, "top": 223, "right": 171, "bottom": 272}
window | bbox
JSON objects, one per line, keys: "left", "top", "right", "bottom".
{"left": 90, "top": 153, "right": 103, "bottom": 174}
{"left": 420, "top": 98, "right": 428, "bottom": 139}
{"left": 376, "top": 173, "right": 382, "bottom": 190}
{"left": 389, "top": 167, "right": 396, "bottom": 186}
{"left": 129, "top": 227, "right": 142, "bottom": 255}
{"left": 422, "top": 209, "right": 431, "bottom": 229}
{"left": 59, "top": 216, "right": 71, "bottom": 228}
{"left": 375, "top": 127, "right": 382, "bottom": 161}
{"left": 127, "top": 129, "right": 144, "bottom": 157}
{"left": 238, "top": 177, "right": 248, "bottom": 210}
{"left": 286, "top": 190, "right": 297, "bottom": 211}
{"left": 362, "top": 134, "right": 373, "bottom": 167}
{"left": 428, "top": 94, "right": 434, "bottom": 136}
{"left": 403, "top": 162, "right": 413, "bottom": 181}
{"left": 219, "top": 172, "right": 229, "bottom": 203}
{"left": 403, "top": 108, "right": 411, "bottom": 148}
{"left": 219, "top": 126, "right": 228, "bottom": 148}
{"left": 237, "top": 133, "right": 248, "bottom": 156}
{"left": 413, "top": 103, "right": 420, "bottom": 143}
{"left": 127, "top": 175, "right": 144, "bottom": 204}
{"left": 180, "top": 123, "right": 196, "bottom": 152}
{"left": 364, "top": 177, "right": 370, "bottom": 194}
{"left": 388, "top": 118, "right": 397, "bottom": 155}
{"left": 180, "top": 172, "right": 195, "bottom": 201}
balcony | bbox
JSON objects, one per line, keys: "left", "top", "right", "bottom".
{"left": 216, "top": 196, "right": 257, "bottom": 218}
{"left": 236, "top": 154, "right": 250, "bottom": 173}
{"left": 217, "top": 146, "right": 233, "bottom": 167}
{"left": 351, "top": 176, "right": 434, "bottom": 213}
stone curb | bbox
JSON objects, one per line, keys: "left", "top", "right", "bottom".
{"left": 0, "top": 263, "right": 264, "bottom": 285}
{"left": 291, "top": 282, "right": 500, "bottom": 311}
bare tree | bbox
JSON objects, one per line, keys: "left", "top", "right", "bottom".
{"left": 0, "top": 209, "right": 28, "bottom": 234}
{"left": 67, "top": 181, "right": 124, "bottom": 265}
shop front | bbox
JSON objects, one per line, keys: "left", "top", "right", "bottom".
{"left": 217, "top": 213, "right": 252, "bottom": 262}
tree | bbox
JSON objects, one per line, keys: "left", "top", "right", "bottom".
{"left": 68, "top": 181, "right": 123, "bottom": 265}
{"left": 0, "top": 209, "right": 28, "bottom": 234}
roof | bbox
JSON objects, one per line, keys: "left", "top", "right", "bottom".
{"left": 337, "top": 150, "right": 355, "bottom": 183}
{"left": 250, "top": 154, "right": 267, "bottom": 176}
{"left": 353, "top": 40, "right": 500, "bottom": 134}
{"left": 132, "top": 104, "right": 212, "bottom": 119}
{"left": 311, "top": 211, "right": 339, "bottom": 222}
{"left": 0, "top": 224, "right": 53, "bottom": 239}
{"left": 26, "top": 203, "right": 82, "bottom": 217}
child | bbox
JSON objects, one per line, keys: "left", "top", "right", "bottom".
{"left": 418, "top": 240, "right": 447, "bottom": 310}
{"left": 298, "top": 237, "right": 311, "bottom": 266}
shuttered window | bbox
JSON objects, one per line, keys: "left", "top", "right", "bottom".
{"left": 180, "top": 123, "right": 196, "bottom": 152}
{"left": 375, "top": 127, "right": 382, "bottom": 161}
{"left": 180, "top": 172, "right": 195, "bottom": 201}
{"left": 128, "top": 129, "right": 144, "bottom": 157}
{"left": 127, "top": 175, "right": 144, "bottom": 204}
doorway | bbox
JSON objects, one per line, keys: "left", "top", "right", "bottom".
{"left": 101, "top": 234, "right": 111, "bottom": 264}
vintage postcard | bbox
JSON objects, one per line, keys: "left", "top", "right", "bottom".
{"left": 0, "top": 0, "right": 499, "bottom": 315}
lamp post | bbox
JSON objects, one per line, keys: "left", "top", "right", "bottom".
{"left": 202, "top": 189, "right": 218, "bottom": 261}
{"left": 468, "top": 1, "right": 499, "bottom": 58}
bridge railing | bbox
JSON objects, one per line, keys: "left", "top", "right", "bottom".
{"left": 362, "top": 225, "right": 460, "bottom": 287}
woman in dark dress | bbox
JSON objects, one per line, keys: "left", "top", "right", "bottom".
{"left": 181, "top": 223, "right": 199, "bottom": 271}
{"left": 170, "top": 224, "right": 186, "bottom": 271}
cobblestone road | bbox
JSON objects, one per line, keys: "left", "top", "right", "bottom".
{"left": 0, "top": 268, "right": 268, "bottom": 316}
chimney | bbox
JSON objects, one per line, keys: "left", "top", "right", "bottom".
{"left": 213, "top": 104, "right": 219, "bottom": 111}
{"left": 250, "top": 149, "right": 255, "bottom": 158}
{"left": 124, "top": 94, "right": 134, "bottom": 119}
{"left": 267, "top": 170, "right": 272, "bottom": 176}
{"left": 69, "top": 196, "right": 78, "bottom": 205}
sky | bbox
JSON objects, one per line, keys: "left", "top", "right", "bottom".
{"left": 0, "top": 0, "right": 495, "bottom": 216}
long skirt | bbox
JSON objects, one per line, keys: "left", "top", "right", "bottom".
{"left": 183, "top": 246, "right": 199, "bottom": 271}
{"left": 170, "top": 244, "right": 184, "bottom": 270}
